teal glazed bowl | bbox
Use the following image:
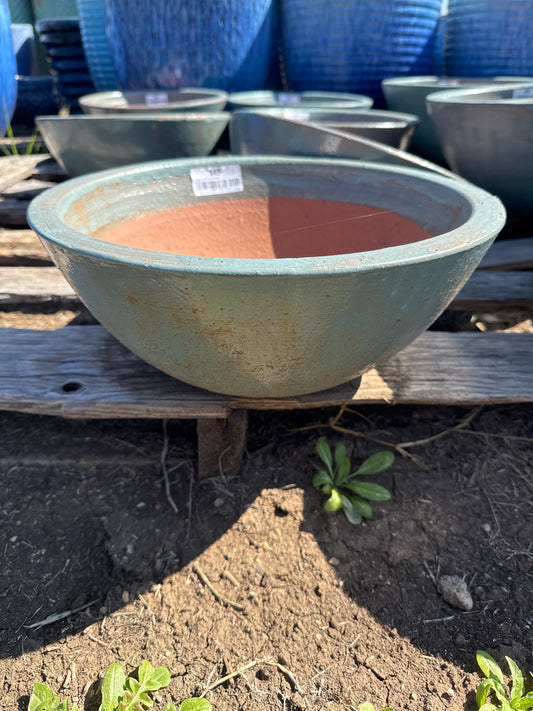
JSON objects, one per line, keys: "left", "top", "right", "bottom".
{"left": 79, "top": 87, "right": 228, "bottom": 114}
{"left": 36, "top": 113, "right": 231, "bottom": 176}
{"left": 27, "top": 156, "right": 505, "bottom": 398}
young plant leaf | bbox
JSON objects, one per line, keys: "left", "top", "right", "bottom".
{"left": 514, "top": 698, "right": 533, "bottom": 710}
{"left": 336, "top": 456, "right": 351, "bottom": 486}
{"left": 358, "top": 704, "right": 376, "bottom": 711}
{"left": 507, "top": 656, "right": 525, "bottom": 703}
{"left": 178, "top": 699, "right": 213, "bottom": 711}
{"left": 316, "top": 438, "right": 333, "bottom": 475}
{"left": 477, "top": 651, "right": 505, "bottom": 685}
{"left": 100, "top": 662, "right": 126, "bottom": 711}
{"left": 324, "top": 488, "right": 343, "bottom": 512}
{"left": 344, "top": 481, "right": 391, "bottom": 501}
{"left": 334, "top": 441, "right": 347, "bottom": 468}
{"left": 476, "top": 678, "right": 496, "bottom": 707}
{"left": 142, "top": 663, "right": 171, "bottom": 692}
{"left": 164, "top": 706, "right": 177, "bottom": 711}
{"left": 349, "top": 496, "right": 373, "bottom": 519}
{"left": 312, "top": 470, "right": 333, "bottom": 489}
{"left": 353, "top": 451, "right": 395, "bottom": 476}
{"left": 341, "top": 494, "right": 363, "bottom": 525}
{"left": 29, "top": 683, "right": 60, "bottom": 711}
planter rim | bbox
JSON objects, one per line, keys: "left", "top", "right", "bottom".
{"left": 27, "top": 155, "right": 505, "bottom": 277}
{"left": 232, "top": 107, "right": 420, "bottom": 128}
{"left": 36, "top": 112, "right": 231, "bottom": 124}
{"left": 383, "top": 75, "right": 533, "bottom": 89}
{"left": 79, "top": 88, "right": 229, "bottom": 111}
{"left": 426, "top": 82, "right": 533, "bottom": 105}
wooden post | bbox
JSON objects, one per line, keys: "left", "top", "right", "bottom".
{"left": 197, "top": 409, "right": 248, "bottom": 478}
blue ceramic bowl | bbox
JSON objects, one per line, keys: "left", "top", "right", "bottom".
{"left": 27, "top": 155, "right": 505, "bottom": 397}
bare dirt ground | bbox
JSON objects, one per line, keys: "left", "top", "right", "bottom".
{"left": 1, "top": 391, "right": 532, "bottom": 710}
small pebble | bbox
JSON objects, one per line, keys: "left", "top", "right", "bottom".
{"left": 482, "top": 523, "right": 491, "bottom": 533}
{"left": 213, "top": 497, "right": 225, "bottom": 508}
{"left": 122, "top": 590, "right": 130, "bottom": 604}
{"left": 438, "top": 575, "right": 473, "bottom": 611}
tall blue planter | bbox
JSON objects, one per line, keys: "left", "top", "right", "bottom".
{"left": 0, "top": 0, "right": 17, "bottom": 136}
{"left": 77, "top": 0, "right": 118, "bottom": 90}
{"left": 103, "top": 0, "right": 277, "bottom": 92}
{"left": 445, "top": 0, "right": 533, "bottom": 77}
{"left": 280, "top": 0, "right": 441, "bottom": 104}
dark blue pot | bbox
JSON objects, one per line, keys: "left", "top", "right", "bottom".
{"left": 445, "top": 0, "right": 533, "bottom": 76}
{"left": 280, "top": 0, "right": 441, "bottom": 104}
{"left": 1, "top": 0, "right": 17, "bottom": 135}
{"left": 103, "top": 0, "right": 277, "bottom": 92}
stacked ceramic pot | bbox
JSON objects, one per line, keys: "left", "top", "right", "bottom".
{"left": 35, "top": 16, "right": 95, "bottom": 110}
{"left": 0, "top": 0, "right": 17, "bottom": 135}
{"left": 279, "top": 0, "right": 442, "bottom": 105}
{"left": 102, "top": 0, "right": 277, "bottom": 92}
{"left": 445, "top": 0, "right": 533, "bottom": 76}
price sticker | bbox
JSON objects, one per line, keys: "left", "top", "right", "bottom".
{"left": 513, "top": 87, "right": 533, "bottom": 98}
{"left": 277, "top": 92, "right": 301, "bottom": 104}
{"left": 436, "top": 79, "right": 461, "bottom": 87}
{"left": 145, "top": 91, "right": 169, "bottom": 106}
{"left": 190, "top": 165, "right": 244, "bottom": 197}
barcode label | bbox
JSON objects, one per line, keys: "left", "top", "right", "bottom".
{"left": 513, "top": 87, "right": 533, "bottom": 98}
{"left": 277, "top": 92, "right": 301, "bottom": 104}
{"left": 282, "top": 109, "right": 311, "bottom": 121}
{"left": 145, "top": 91, "right": 169, "bottom": 106}
{"left": 190, "top": 165, "right": 244, "bottom": 197}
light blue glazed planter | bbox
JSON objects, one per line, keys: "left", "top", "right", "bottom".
{"left": 103, "top": 0, "right": 277, "bottom": 92}
{"left": 382, "top": 75, "right": 533, "bottom": 164}
{"left": 79, "top": 88, "right": 228, "bottom": 114}
{"left": 232, "top": 107, "right": 420, "bottom": 150}
{"left": 27, "top": 156, "right": 505, "bottom": 398}
{"left": 36, "top": 113, "right": 231, "bottom": 176}
{"left": 426, "top": 83, "right": 533, "bottom": 219}
{"left": 0, "top": 0, "right": 17, "bottom": 136}
{"left": 227, "top": 90, "right": 374, "bottom": 111}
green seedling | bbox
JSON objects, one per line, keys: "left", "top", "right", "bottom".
{"left": 359, "top": 703, "right": 395, "bottom": 711}
{"left": 313, "top": 438, "right": 394, "bottom": 525}
{"left": 28, "top": 659, "right": 212, "bottom": 711}
{"left": 476, "top": 650, "right": 533, "bottom": 710}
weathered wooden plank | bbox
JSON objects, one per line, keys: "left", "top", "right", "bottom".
{"left": 0, "top": 154, "right": 48, "bottom": 192}
{"left": 478, "top": 237, "right": 533, "bottom": 271}
{"left": 2, "top": 266, "right": 532, "bottom": 311}
{"left": 0, "top": 229, "right": 51, "bottom": 265}
{"left": 0, "top": 198, "right": 30, "bottom": 227}
{"left": 0, "top": 266, "right": 76, "bottom": 303}
{"left": 0, "top": 326, "right": 531, "bottom": 418}
{"left": 1, "top": 179, "right": 57, "bottom": 200}
{"left": 448, "top": 270, "right": 533, "bottom": 310}
{"left": 197, "top": 410, "right": 248, "bottom": 477}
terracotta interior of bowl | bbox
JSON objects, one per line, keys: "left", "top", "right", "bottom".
{"left": 95, "top": 196, "right": 432, "bottom": 259}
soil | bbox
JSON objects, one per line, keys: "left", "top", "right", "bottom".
{"left": 0, "top": 393, "right": 532, "bottom": 711}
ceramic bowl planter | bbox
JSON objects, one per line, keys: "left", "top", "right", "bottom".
{"left": 36, "top": 113, "right": 231, "bottom": 176}
{"left": 227, "top": 90, "right": 373, "bottom": 111}
{"left": 382, "top": 75, "right": 533, "bottom": 164}
{"left": 426, "top": 83, "right": 533, "bottom": 220}
{"left": 28, "top": 155, "right": 505, "bottom": 398}
{"left": 0, "top": 0, "right": 17, "bottom": 136}
{"left": 232, "top": 107, "right": 420, "bottom": 150}
{"left": 280, "top": 0, "right": 442, "bottom": 104}
{"left": 103, "top": 0, "right": 277, "bottom": 92}
{"left": 445, "top": 0, "right": 533, "bottom": 77}
{"left": 79, "top": 88, "right": 228, "bottom": 114}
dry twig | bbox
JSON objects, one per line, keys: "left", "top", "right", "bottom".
{"left": 192, "top": 563, "right": 244, "bottom": 611}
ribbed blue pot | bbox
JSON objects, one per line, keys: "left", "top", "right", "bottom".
{"left": 103, "top": 0, "right": 277, "bottom": 92}
{"left": 280, "top": 0, "right": 441, "bottom": 103}
{"left": 446, "top": 0, "right": 533, "bottom": 76}
{"left": 0, "top": 0, "right": 17, "bottom": 136}
{"left": 77, "top": 0, "right": 117, "bottom": 90}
